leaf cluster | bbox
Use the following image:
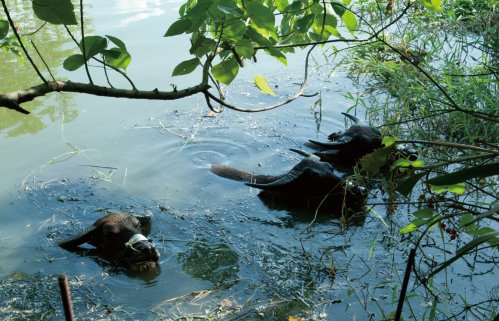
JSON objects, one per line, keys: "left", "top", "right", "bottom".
{"left": 165, "top": 0, "right": 358, "bottom": 86}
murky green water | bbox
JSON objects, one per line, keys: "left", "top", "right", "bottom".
{"left": 1, "top": 1, "right": 496, "bottom": 320}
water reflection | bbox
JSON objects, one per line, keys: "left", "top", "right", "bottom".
{"left": 0, "top": 1, "right": 80, "bottom": 136}
{"left": 113, "top": 0, "right": 167, "bottom": 27}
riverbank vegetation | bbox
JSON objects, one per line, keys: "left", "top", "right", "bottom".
{"left": 1, "top": 0, "right": 497, "bottom": 320}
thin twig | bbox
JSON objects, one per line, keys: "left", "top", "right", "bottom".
{"left": 79, "top": 0, "right": 93, "bottom": 84}
{"left": 30, "top": 40, "right": 56, "bottom": 81}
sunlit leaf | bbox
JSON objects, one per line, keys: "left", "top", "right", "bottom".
{"left": 420, "top": 0, "right": 442, "bottom": 12}
{"left": 266, "top": 47, "right": 288, "bottom": 65}
{"left": 342, "top": 10, "right": 357, "bottom": 33}
{"left": 172, "top": 58, "right": 200, "bottom": 76}
{"left": 254, "top": 75, "right": 276, "bottom": 96}
{"left": 382, "top": 136, "right": 396, "bottom": 146}
{"left": 32, "top": 0, "right": 77, "bottom": 25}
{"left": 275, "top": 0, "right": 289, "bottom": 11}
{"left": 431, "top": 183, "right": 465, "bottom": 195}
{"left": 211, "top": 57, "right": 239, "bottom": 85}
{"left": 63, "top": 54, "right": 85, "bottom": 71}
{"left": 102, "top": 48, "right": 131, "bottom": 70}
{"left": 0, "top": 20, "right": 8, "bottom": 39}
{"left": 246, "top": 3, "right": 275, "bottom": 32}
{"left": 400, "top": 222, "right": 419, "bottom": 234}
{"left": 165, "top": 19, "right": 192, "bottom": 36}
{"left": 79, "top": 36, "right": 107, "bottom": 60}
{"left": 426, "top": 162, "right": 499, "bottom": 185}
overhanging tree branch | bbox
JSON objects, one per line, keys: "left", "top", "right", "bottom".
{"left": 0, "top": 81, "right": 210, "bottom": 111}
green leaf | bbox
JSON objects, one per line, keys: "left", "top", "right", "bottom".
{"left": 217, "top": 4, "right": 244, "bottom": 16}
{"left": 472, "top": 227, "right": 496, "bottom": 237}
{"left": 246, "top": 3, "right": 275, "bottom": 32}
{"left": 413, "top": 208, "right": 435, "bottom": 219}
{"left": 396, "top": 172, "right": 425, "bottom": 196}
{"left": 400, "top": 222, "right": 420, "bottom": 234}
{"left": 331, "top": 2, "right": 346, "bottom": 16}
{"left": 275, "top": 0, "right": 289, "bottom": 11}
{"left": 0, "top": 20, "right": 8, "bottom": 39}
{"left": 165, "top": 19, "right": 192, "bottom": 37}
{"left": 294, "top": 14, "right": 315, "bottom": 33}
{"left": 254, "top": 75, "right": 276, "bottom": 96}
{"left": 106, "top": 35, "right": 127, "bottom": 51}
{"left": 426, "top": 162, "right": 499, "bottom": 185}
{"left": 189, "top": 35, "right": 217, "bottom": 57}
{"left": 63, "top": 54, "right": 85, "bottom": 71}
{"left": 382, "top": 136, "right": 396, "bottom": 146}
{"left": 420, "top": 0, "right": 442, "bottom": 12}
{"left": 457, "top": 231, "right": 499, "bottom": 256}
{"left": 431, "top": 183, "right": 465, "bottom": 195}
{"left": 283, "top": 1, "right": 302, "bottom": 13}
{"left": 172, "top": 58, "right": 200, "bottom": 76}
{"left": 32, "top": 0, "right": 77, "bottom": 25}
{"left": 460, "top": 213, "right": 475, "bottom": 228}
{"left": 80, "top": 36, "right": 107, "bottom": 60}
{"left": 222, "top": 20, "right": 247, "bottom": 42}
{"left": 342, "top": 10, "right": 357, "bottom": 33}
{"left": 234, "top": 40, "right": 255, "bottom": 59}
{"left": 211, "top": 57, "right": 239, "bottom": 85}
{"left": 102, "top": 48, "right": 131, "bottom": 70}
{"left": 359, "top": 145, "right": 394, "bottom": 174}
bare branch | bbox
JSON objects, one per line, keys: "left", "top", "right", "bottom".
{"left": 0, "top": 81, "right": 210, "bottom": 111}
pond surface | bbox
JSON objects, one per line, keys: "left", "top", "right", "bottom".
{"left": 0, "top": 1, "right": 496, "bottom": 320}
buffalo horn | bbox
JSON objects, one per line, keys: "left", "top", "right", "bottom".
{"left": 134, "top": 211, "right": 153, "bottom": 235}
{"left": 308, "top": 136, "right": 353, "bottom": 149}
{"left": 58, "top": 226, "right": 97, "bottom": 249}
{"left": 246, "top": 169, "right": 300, "bottom": 190}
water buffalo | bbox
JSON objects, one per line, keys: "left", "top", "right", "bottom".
{"left": 211, "top": 150, "right": 366, "bottom": 212}
{"left": 58, "top": 212, "right": 160, "bottom": 273}
{"left": 309, "top": 113, "right": 383, "bottom": 166}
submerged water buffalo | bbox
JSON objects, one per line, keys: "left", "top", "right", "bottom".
{"left": 59, "top": 212, "right": 160, "bottom": 273}
{"left": 309, "top": 113, "right": 383, "bottom": 166}
{"left": 211, "top": 150, "right": 366, "bottom": 212}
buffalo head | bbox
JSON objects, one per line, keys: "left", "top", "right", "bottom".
{"left": 309, "top": 113, "right": 382, "bottom": 166}
{"left": 59, "top": 212, "right": 160, "bottom": 273}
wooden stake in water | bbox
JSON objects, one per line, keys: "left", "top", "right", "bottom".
{"left": 58, "top": 274, "right": 75, "bottom": 321}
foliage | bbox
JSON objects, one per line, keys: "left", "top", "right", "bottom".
{"left": 0, "top": 0, "right": 498, "bottom": 320}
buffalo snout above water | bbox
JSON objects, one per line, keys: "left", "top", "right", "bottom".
{"left": 59, "top": 212, "right": 160, "bottom": 273}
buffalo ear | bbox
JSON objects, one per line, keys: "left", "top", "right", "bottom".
{"left": 58, "top": 226, "right": 96, "bottom": 249}
{"left": 134, "top": 211, "right": 152, "bottom": 236}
